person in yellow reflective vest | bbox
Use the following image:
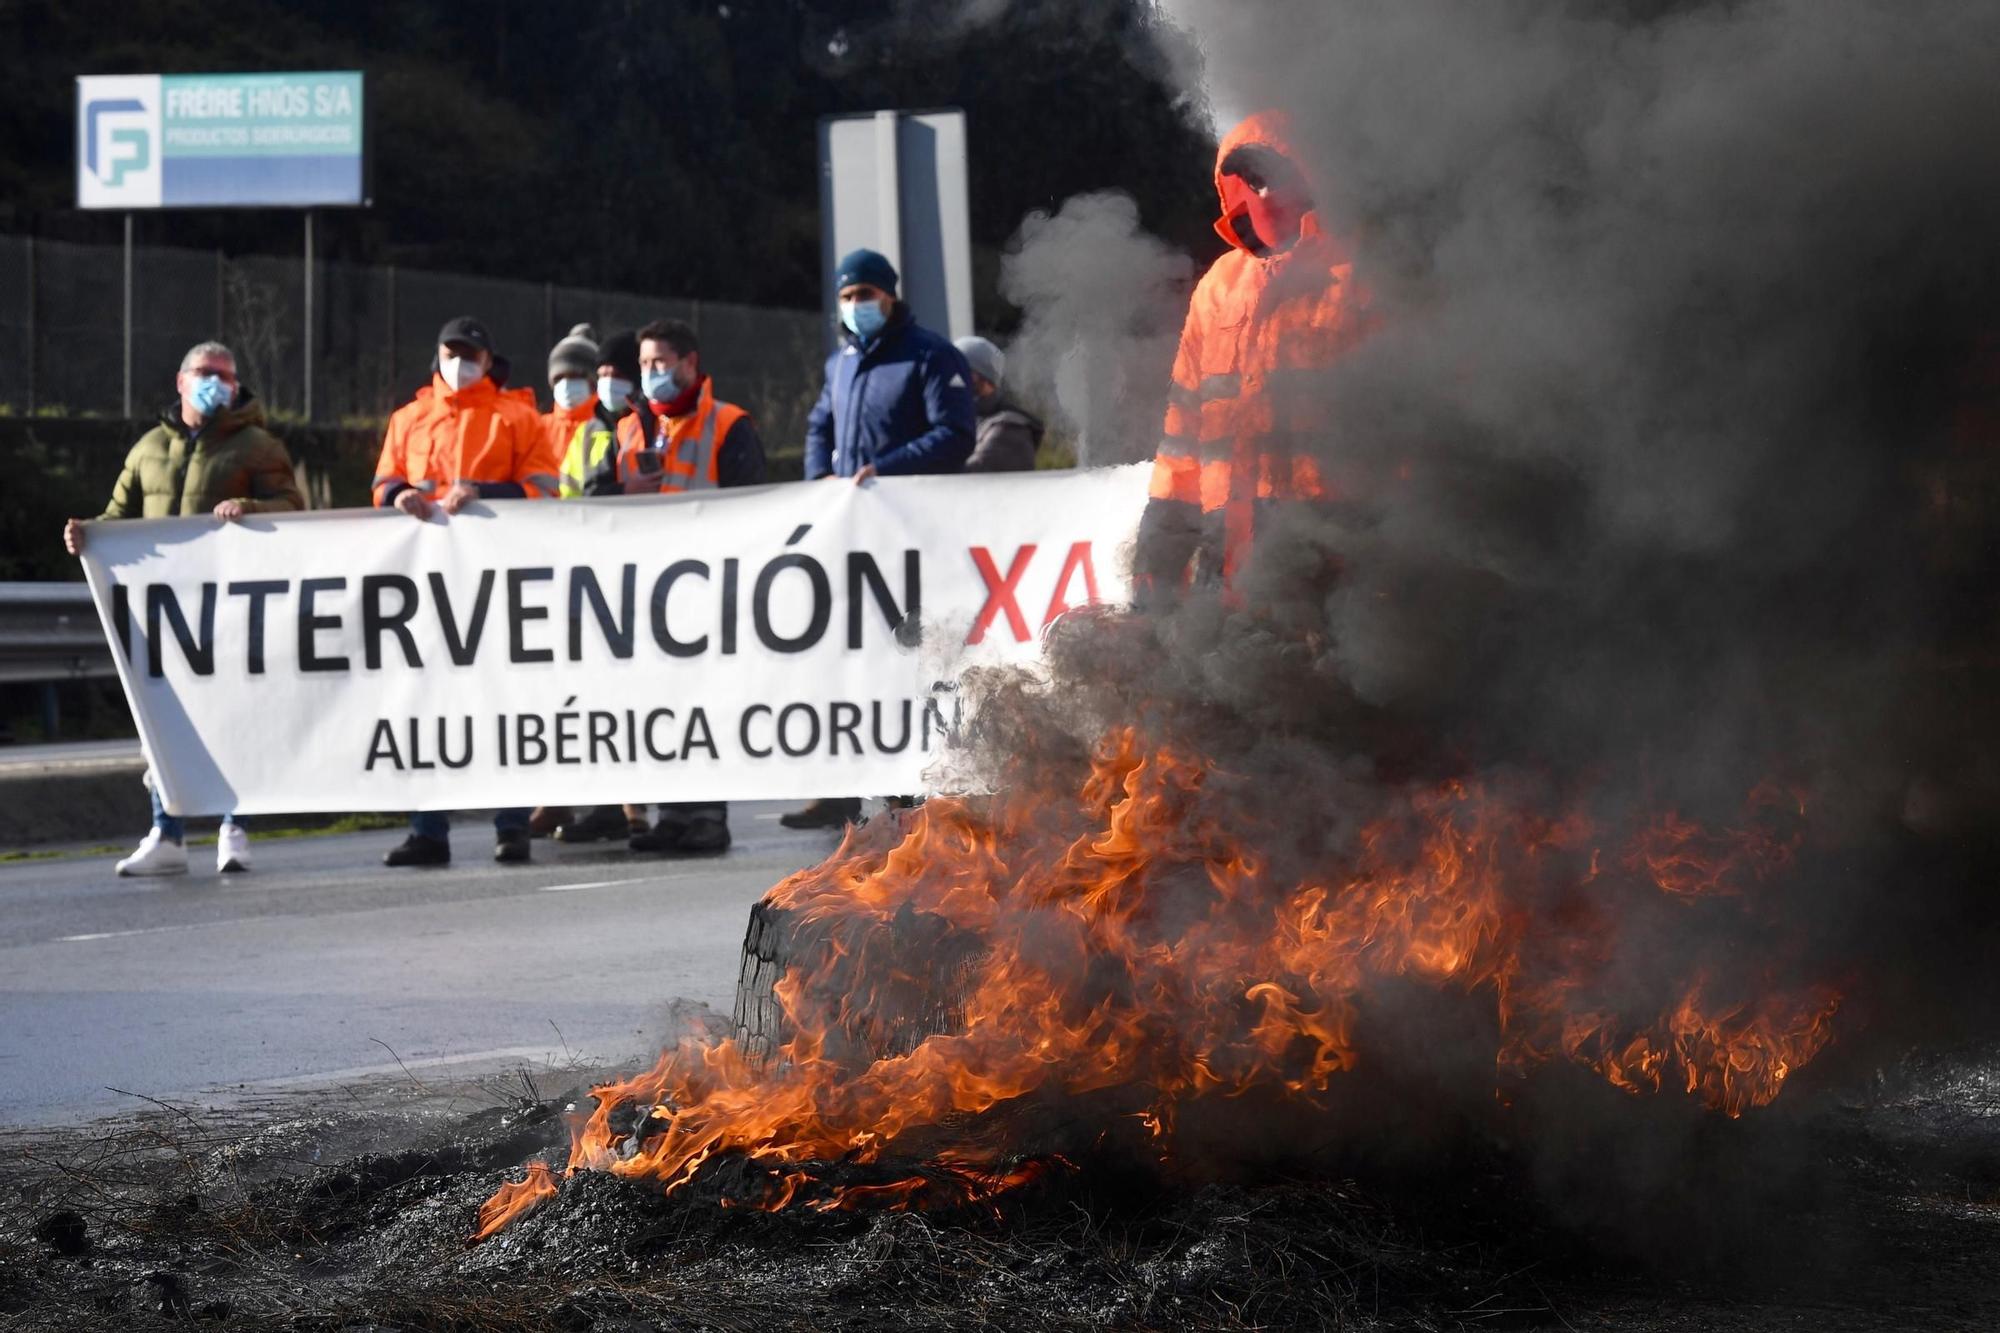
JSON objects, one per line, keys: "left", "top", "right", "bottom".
{"left": 544, "top": 329, "right": 657, "bottom": 846}
{"left": 558, "top": 330, "right": 649, "bottom": 498}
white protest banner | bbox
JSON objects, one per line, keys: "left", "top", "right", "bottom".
{"left": 79, "top": 466, "right": 1151, "bottom": 816}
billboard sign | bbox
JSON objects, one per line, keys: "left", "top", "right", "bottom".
{"left": 77, "top": 71, "right": 365, "bottom": 209}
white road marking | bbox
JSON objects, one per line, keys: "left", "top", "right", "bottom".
{"left": 59, "top": 924, "right": 203, "bottom": 943}
{"left": 539, "top": 873, "right": 698, "bottom": 893}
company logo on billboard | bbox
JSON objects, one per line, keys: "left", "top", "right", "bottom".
{"left": 85, "top": 96, "right": 151, "bottom": 187}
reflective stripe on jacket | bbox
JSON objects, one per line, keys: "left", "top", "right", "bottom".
{"left": 372, "top": 373, "right": 561, "bottom": 505}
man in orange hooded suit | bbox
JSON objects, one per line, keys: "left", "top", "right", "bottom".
{"left": 1136, "top": 110, "right": 1367, "bottom": 597}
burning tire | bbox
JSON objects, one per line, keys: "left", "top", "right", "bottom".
{"left": 731, "top": 899, "right": 793, "bottom": 1068}
{"left": 732, "top": 809, "right": 986, "bottom": 1072}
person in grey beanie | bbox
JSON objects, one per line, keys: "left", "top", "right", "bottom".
{"left": 541, "top": 323, "right": 600, "bottom": 463}
{"left": 955, "top": 335, "right": 1045, "bottom": 473}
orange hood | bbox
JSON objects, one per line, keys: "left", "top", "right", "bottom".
{"left": 1212, "top": 109, "right": 1325, "bottom": 256}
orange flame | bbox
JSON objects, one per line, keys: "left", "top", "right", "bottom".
{"left": 476, "top": 729, "right": 1841, "bottom": 1237}
{"left": 1624, "top": 780, "right": 1806, "bottom": 899}
{"left": 470, "top": 1160, "right": 557, "bottom": 1242}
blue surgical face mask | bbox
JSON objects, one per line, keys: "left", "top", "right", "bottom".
{"left": 597, "top": 377, "right": 634, "bottom": 413}
{"left": 552, "top": 376, "right": 592, "bottom": 411}
{"left": 190, "top": 374, "right": 234, "bottom": 417}
{"left": 841, "top": 299, "right": 888, "bottom": 341}
{"left": 642, "top": 367, "right": 682, "bottom": 403}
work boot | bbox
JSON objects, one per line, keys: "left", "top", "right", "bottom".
{"left": 554, "top": 806, "right": 627, "bottom": 844}
{"left": 115, "top": 828, "right": 189, "bottom": 878}
{"left": 779, "top": 797, "right": 862, "bottom": 830}
{"left": 216, "top": 821, "right": 251, "bottom": 874}
{"left": 628, "top": 814, "right": 689, "bottom": 854}
{"left": 629, "top": 813, "right": 730, "bottom": 855}
{"left": 675, "top": 813, "right": 732, "bottom": 855}
{"left": 384, "top": 834, "right": 451, "bottom": 867}
{"left": 528, "top": 806, "right": 570, "bottom": 838}
{"left": 495, "top": 828, "right": 532, "bottom": 864}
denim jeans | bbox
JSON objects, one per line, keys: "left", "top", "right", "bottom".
{"left": 150, "top": 781, "right": 236, "bottom": 844}
{"left": 409, "top": 809, "right": 531, "bottom": 841}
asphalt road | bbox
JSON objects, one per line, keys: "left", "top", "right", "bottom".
{"left": 0, "top": 802, "right": 845, "bottom": 1126}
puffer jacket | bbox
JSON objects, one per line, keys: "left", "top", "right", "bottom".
{"left": 963, "top": 397, "right": 1045, "bottom": 472}
{"left": 804, "top": 304, "right": 976, "bottom": 479}
{"left": 99, "top": 393, "right": 306, "bottom": 519}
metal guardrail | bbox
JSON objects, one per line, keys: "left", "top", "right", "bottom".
{"left": 0, "top": 582, "right": 114, "bottom": 686}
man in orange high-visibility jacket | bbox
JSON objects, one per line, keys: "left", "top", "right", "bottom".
{"left": 612, "top": 317, "right": 766, "bottom": 856}
{"left": 1135, "top": 109, "right": 1368, "bottom": 598}
{"left": 609, "top": 317, "right": 767, "bottom": 496}
{"left": 372, "top": 317, "right": 561, "bottom": 511}
{"left": 373, "top": 316, "right": 560, "bottom": 869}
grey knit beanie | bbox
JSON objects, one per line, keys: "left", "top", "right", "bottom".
{"left": 954, "top": 335, "right": 1005, "bottom": 390}
{"left": 548, "top": 323, "right": 600, "bottom": 381}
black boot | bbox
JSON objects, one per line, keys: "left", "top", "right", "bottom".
{"left": 779, "top": 797, "right": 862, "bottom": 830}
{"left": 554, "top": 806, "right": 627, "bottom": 844}
{"left": 675, "top": 813, "right": 732, "bottom": 855}
{"left": 494, "top": 828, "right": 532, "bottom": 864}
{"left": 628, "top": 815, "right": 688, "bottom": 853}
{"left": 384, "top": 834, "right": 450, "bottom": 867}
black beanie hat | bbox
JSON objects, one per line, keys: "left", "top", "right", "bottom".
{"left": 596, "top": 330, "right": 641, "bottom": 385}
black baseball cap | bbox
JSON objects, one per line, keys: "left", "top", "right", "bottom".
{"left": 436, "top": 316, "right": 493, "bottom": 354}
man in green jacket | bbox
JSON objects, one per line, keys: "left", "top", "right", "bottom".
{"left": 63, "top": 340, "right": 306, "bottom": 879}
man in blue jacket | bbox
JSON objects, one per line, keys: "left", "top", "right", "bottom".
{"left": 803, "top": 249, "right": 977, "bottom": 482}
{"left": 785, "top": 250, "right": 975, "bottom": 831}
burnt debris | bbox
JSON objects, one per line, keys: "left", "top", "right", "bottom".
{"left": 3, "top": 1050, "right": 2000, "bottom": 1331}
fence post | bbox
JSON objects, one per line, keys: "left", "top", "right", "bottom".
{"left": 303, "top": 211, "right": 315, "bottom": 422}
{"left": 23, "top": 235, "right": 34, "bottom": 415}
{"left": 122, "top": 214, "right": 134, "bottom": 420}
{"left": 544, "top": 281, "right": 554, "bottom": 351}
{"left": 215, "top": 248, "right": 226, "bottom": 337}
{"left": 385, "top": 264, "right": 397, "bottom": 412}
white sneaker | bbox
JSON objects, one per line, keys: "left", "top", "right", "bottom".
{"left": 115, "top": 828, "right": 189, "bottom": 878}
{"left": 216, "top": 822, "right": 251, "bottom": 874}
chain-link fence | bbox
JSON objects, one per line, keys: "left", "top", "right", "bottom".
{"left": 0, "top": 231, "right": 826, "bottom": 454}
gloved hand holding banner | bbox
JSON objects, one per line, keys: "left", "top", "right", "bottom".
{"left": 78, "top": 466, "right": 1150, "bottom": 816}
